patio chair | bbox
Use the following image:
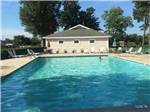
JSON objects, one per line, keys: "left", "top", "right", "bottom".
{"left": 118, "top": 47, "right": 122, "bottom": 51}
{"left": 90, "top": 47, "right": 95, "bottom": 53}
{"left": 84, "top": 49, "right": 89, "bottom": 53}
{"left": 27, "top": 49, "right": 32, "bottom": 55}
{"left": 134, "top": 47, "right": 143, "bottom": 54}
{"left": 8, "top": 50, "right": 17, "bottom": 58}
{"left": 99, "top": 48, "right": 104, "bottom": 53}
{"left": 117, "top": 47, "right": 122, "bottom": 53}
{"left": 12, "top": 49, "right": 25, "bottom": 58}
{"left": 30, "top": 49, "right": 40, "bottom": 55}
{"left": 27, "top": 49, "right": 38, "bottom": 58}
{"left": 126, "top": 47, "right": 133, "bottom": 53}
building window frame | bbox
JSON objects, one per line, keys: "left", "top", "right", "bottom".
{"left": 58, "top": 40, "right": 64, "bottom": 44}
{"left": 74, "top": 40, "right": 80, "bottom": 44}
{"left": 89, "top": 39, "right": 95, "bottom": 44}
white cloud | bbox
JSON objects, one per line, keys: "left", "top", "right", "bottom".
{"left": 1, "top": 28, "right": 32, "bottom": 40}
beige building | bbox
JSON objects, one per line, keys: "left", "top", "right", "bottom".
{"left": 43, "top": 24, "right": 111, "bottom": 53}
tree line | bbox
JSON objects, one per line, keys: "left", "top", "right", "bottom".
{"left": 1, "top": 35, "right": 40, "bottom": 48}
{"left": 2, "top": 1, "right": 150, "bottom": 48}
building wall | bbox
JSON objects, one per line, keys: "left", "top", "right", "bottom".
{"left": 45, "top": 38, "right": 109, "bottom": 53}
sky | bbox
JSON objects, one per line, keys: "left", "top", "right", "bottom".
{"left": 1, "top": 0, "right": 144, "bottom": 40}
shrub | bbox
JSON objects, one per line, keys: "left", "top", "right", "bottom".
{"left": 56, "top": 50, "right": 59, "bottom": 54}
{"left": 64, "top": 50, "right": 67, "bottom": 53}
{"left": 81, "top": 49, "right": 84, "bottom": 53}
{"left": 72, "top": 49, "right": 76, "bottom": 53}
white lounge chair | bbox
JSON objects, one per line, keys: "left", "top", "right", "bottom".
{"left": 30, "top": 49, "right": 40, "bottom": 55}
{"left": 134, "top": 47, "right": 143, "bottom": 54}
{"left": 8, "top": 49, "right": 24, "bottom": 58}
{"left": 84, "top": 49, "right": 89, "bottom": 53}
{"left": 91, "top": 47, "right": 95, "bottom": 53}
{"left": 126, "top": 47, "right": 133, "bottom": 53}
{"left": 8, "top": 50, "right": 17, "bottom": 58}
{"left": 118, "top": 47, "right": 122, "bottom": 52}
{"left": 12, "top": 49, "right": 25, "bottom": 57}
{"left": 27, "top": 49, "right": 32, "bottom": 55}
{"left": 99, "top": 48, "right": 104, "bottom": 53}
{"left": 27, "top": 49, "right": 38, "bottom": 58}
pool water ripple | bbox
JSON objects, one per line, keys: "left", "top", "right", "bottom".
{"left": 2, "top": 56, "right": 150, "bottom": 112}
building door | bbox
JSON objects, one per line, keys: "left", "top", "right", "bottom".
{"left": 42, "top": 39, "right": 46, "bottom": 47}
{"left": 48, "top": 41, "right": 51, "bottom": 47}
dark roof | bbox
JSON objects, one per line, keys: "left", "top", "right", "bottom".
{"left": 43, "top": 24, "right": 111, "bottom": 39}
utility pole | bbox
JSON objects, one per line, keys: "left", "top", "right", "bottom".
{"left": 149, "top": 15, "right": 150, "bottom": 34}
{"left": 148, "top": 2, "right": 150, "bottom": 34}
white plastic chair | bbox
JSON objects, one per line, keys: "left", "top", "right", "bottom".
{"left": 84, "top": 49, "right": 88, "bottom": 53}
{"left": 91, "top": 47, "right": 95, "bottom": 53}
{"left": 126, "top": 47, "right": 133, "bottom": 53}
{"left": 27, "top": 49, "right": 38, "bottom": 58}
{"left": 9, "top": 49, "right": 24, "bottom": 58}
{"left": 99, "top": 48, "right": 104, "bottom": 53}
{"left": 136, "top": 47, "right": 142, "bottom": 54}
{"left": 30, "top": 49, "right": 40, "bottom": 55}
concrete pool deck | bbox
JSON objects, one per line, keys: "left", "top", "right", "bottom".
{"left": 113, "top": 53, "right": 150, "bottom": 65}
{"left": 1, "top": 56, "right": 34, "bottom": 77}
{"left": 1, "top": 53, "right": 150, "bottom": 77}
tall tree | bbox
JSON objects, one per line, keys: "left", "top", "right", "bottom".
{"left": 20, "top": 1, "right": 61, "bottom": 37}
{"left": 79, "top": 7, "right": 100, "bottom": 30}
{"left": 60, "top": 1, "right": 81, "bottom": 30}
{"left": 102, "top": 7, "right": 133, "bottom": 46}
{"left": 133, "top": 1, "right": 150, "bottom": 46}
{"left": 60, "top": 1, "right": 100, "bottom": 30}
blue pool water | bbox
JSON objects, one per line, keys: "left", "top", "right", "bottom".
{"left": 1, "top": 56, "right": 150, "bottom": 112}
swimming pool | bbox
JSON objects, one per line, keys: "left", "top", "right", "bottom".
{"left": 2, "top": 56, "right": 150, "bottom": 112}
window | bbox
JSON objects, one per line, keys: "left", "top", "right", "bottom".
{"left": 90, "top": 40, "right": 95, "bottom": 43}
{"left": 74, "top": 40, "right": 79, "bottom": 44}
{"left": 59, "top": 40, "right": 63, "bottom": 44}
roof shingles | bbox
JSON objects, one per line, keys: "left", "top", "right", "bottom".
{"left": 43, "top": 24, "right": 111, "bottom": 39}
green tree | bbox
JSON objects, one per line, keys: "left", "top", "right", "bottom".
{"left": 20, "top": 1, "right": 61, "bottom": 37}
{"left": 60, "top": 1, "right": 100, "bottom": 30}
{"left": 1, "top": 38, "right": 13, "bottom": 48}
{"left": 125, "top": 34, "right": 142, "bottom": 46}
{"left": 133, "top": 1, "right": 150, "bottom": 46}
{"left": 102, "top": 7, "right": 133, "bottom": 46}
{"left": 13, "top": 35, "right": 31, "bottom": 46}
{"left": 79, "top": 7, "right": 100, "bottom": 30}
{"left": 30, "top": 37, "right": 41, "bottom": 46}
{"left": 60, "top": 1, "right": 81, "bottom": 30}
{"left": 144, "top": 34, "right": 150, "bottom": 45}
